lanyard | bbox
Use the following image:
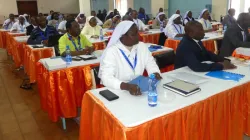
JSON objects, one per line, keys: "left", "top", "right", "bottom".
{"left": 204, "top": 20, "right": 208, "bottom": 28}
{"left": 67, "top": 33, "right": 82, "bottom": 51}
{"left": 119, "top": 48, "right": 137, "bottom": 71}
{"left": 134, "top": 19, "right": 139, "bottom": 28}
{"left": 173, "top": 24, "right": 182, "bottom": 34}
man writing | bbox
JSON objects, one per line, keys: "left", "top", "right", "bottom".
{"left": 222, "top": 9, "right": 237, "bottom": 27}
{"left": 175, "top": 21, "right": 236, "bottom": 72}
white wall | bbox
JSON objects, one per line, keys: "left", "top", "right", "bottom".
{"left": 0, "top": 0, "right": 18, "bottom": 17}
{"left": 37, "top": 0, "right": 79, "bottom": 14}
{"left": 212, "top": 0, "right": 228, "bottom": 21}
{"left": 151, "top": 0, "right": 164, "bottom": 17}
{"left": 79, "top": 0, "right": 91, "bottom": 16}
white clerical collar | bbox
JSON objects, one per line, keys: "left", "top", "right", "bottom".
{"left": 238, "top": 24, "right": 244, "bottom": 31}
{"left": 192, "top": 38, "right": 199, "bottom": 43}
{"left": 39, "top": 26, "right": 47, "bottom": 32}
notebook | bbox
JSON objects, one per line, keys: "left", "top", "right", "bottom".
{"left": 168, "top": 72, "right": 209, "bottom": 84}
{"left": 148, "top": 45, "right": 162, "bottom": 52}
{"left": 163, "top": 80, "right": 201, "bottom": 97}
{"left": 205, "top": 71, "right": 245, "bottom": 82}
{"left": 129, "top": 76, "right": 150, "bottom": 92}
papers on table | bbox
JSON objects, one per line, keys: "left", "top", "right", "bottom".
{"left": 14, "top": 36, "right": 29, "bottom": 42}
{"left": 44, "top": 57, "right": 66, "bottom": 71}
{"left": 235, "top": 47, "right": 250, "bottom": 57}
{"left": 168, "top": 72, "right": 209, "bottom": 85}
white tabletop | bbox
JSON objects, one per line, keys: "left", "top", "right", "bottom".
{"left": 0, "top": 29, "right": 10, "bottom": 32}
{"left": 141, "top": 29, "right": 162, "bottom": 35}
{"left": 203, "top": 32, "right": 224, "bottom": 41}
{"left": 8, "top": 31, "right": 26, "bottom": 35}
{"left": 88, "top": 62, "right": 250, "bottom": 127}
{"left": 14, "top": 36, "right": 29, "bottom": 43}
{"left": 89, "top": 37, "right": 109, "bottom": 43}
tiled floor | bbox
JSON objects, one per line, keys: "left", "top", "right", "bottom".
{"left": 0, "top": 49, "right": 79, "bottom": 140}
{"left": 1, "top": 48, "right": 250, "bottom": 140}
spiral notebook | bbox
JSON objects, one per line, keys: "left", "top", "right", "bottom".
{"left": 129, "top": 76, "right": 150, "bottom": 92}
{"left": 205, "top": 71, "right": 245, "bottom": 82}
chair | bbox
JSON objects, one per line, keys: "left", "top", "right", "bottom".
{"left": 48, "top": 34, "right": 63, "bottom": 56}
{"left": 154, "top": 50, "right": 175, "bottom": 69}
{"left": 158, "top": 32, "right": 168, "bottom": 46}
{"left": 91, "top": 66, "right": 101, "bottom": 89}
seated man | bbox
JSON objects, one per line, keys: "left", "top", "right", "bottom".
{"left": 99, "top": 21, "right": 161, "bottom": 95}
{"left": 222, "top": 8, "right": 237, "bottom": 27}
{"left": 220, "top": 13, "right": 250, "bottom": 57}
{"left": 59, "top": 20, "right": 93, "bottom": 56}
{"left": 3, "top": 13, "right": 17, "bottom": 29}
{"left": 175, "top": 21, "right": 236, "bottom": 72}
{"left": 26, "top": 16, "right": 38, "bottom": 35}
{"left": 27, "top": 16, "right": 58, "bottom": 46}
{"left": 131, "top": 10, "right": 149, "bottom": 31}
{"left": 58, "top": 14, "right": 74, "bottom": 34}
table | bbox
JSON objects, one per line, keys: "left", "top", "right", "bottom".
{"left": 11, "top": 36, "right": 29, "bottom": 67}
{"left": 211, "top": 22, "right": 222, "bottom": 31}
{"left": 0, "top": 29, "right": 10, "bottom": 48}
{"left": 164, "top": 32, "right": 223, "bottom": 53}
{"left": 5, "top": 32, "right": 26, "bottom": 55}
{"left": 79, "top": 62, "right": 250, "bottom": 140}
{"left": 24, "top": 45, "right": 55, "bottom": 83}
{"left": 232, "top": 48, "right": 250, "bottom": 60}
{"left": 36, "top": 44, "right": 174, "bottom": 122}
{"left": 89, "top": 37, "right": 109, "bottom": 50}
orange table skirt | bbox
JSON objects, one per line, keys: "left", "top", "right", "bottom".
{"left": 164, "top": 39, "right": 216, "bottom": 53}
{"left": 5, "top": 33, "right": 25, "bottom": 55}
{"left": 141, "top": 33, "right": 160, "bottom": 44}
{"left": 0, "top": 31, "right": 8, "bottom": 48}
{"left": 36, "top": 61, "right": 174, "bottom": 122}
{"left": 232, "top": 50, "right": 250, "bottom": 60}
{"left": 80, "top": 81, "right": 250, "bottom": 140}
{"left": 24, "top": 45, "right": 54, "bottom": 83}
{"left": 93, "top": 42, "right": 106, "bottom": 50}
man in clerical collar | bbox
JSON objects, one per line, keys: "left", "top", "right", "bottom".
{"left": 27, "top": 16, "right": 58, "bottom": 46}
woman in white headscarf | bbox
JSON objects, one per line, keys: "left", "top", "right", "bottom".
{"left": 10, "top": 15, "right": 30, "bottom": 32}
{"left": 183, "top": 11, "right": 195, "bottom": 25}
{"left": 164, "top": 14, "right": 185, "bottom": 39}
{"left": 152, "top": 12, "right": 168, "bottom": 29}
{"left": 103, "top": 15, "right": 121, "bottom": 29}
{"left": 81, "top": 16, "right": 105, "bottom": 39}
{"left": 105, "top": 10, "right": 114, "bottom": 21}
{"left": 99, "top": 21, "right": 161, "bottom": 95}
{"left": 75, "top": 12, "right": 86, "bottom": 29}
{"left": 198, "top": 9, "right": 213, "bottom": 32}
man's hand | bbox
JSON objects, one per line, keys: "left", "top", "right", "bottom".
{"left": 42, "top": 40, "right": 49, "bottom": 46}
{"left": 220, "top": 60, "right": 237, "bottom": 70}
{"left": 153, "top": 73, "right": 162, "bottom": 80}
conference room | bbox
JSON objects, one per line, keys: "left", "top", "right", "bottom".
{"left": 1, "top": 0, "right": 250, "bottom": 139}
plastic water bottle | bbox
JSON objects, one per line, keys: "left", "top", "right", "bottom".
{"left": 148, "top": 74, "right": 158, "bottom": 107}
{"left": 65, "top": 46, "right": 72, "bottom": 65}
{"left": 223, "top": 24, "right": 227, "bottom": 33}
{"left": 100, "top": 28, "right": 104, "bottom": 40}
{"left": 160, "top": 23, "right": 164, "bottom": 32}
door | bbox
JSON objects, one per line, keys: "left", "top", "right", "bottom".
{"left": 17, "top": 1, "right": 38, "bottom": 16}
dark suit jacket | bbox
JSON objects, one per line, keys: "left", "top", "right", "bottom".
{"left": 222, "top": 15, "right": 237, "bottom": 27}
{"left": 175, "top": 35, "right": 225, "bottom": 72}
{"left": 26, "top": 25, "right": 35, "bottom": 36}
{"left": 220, "top": 24, "right": 250, "bottom": 57}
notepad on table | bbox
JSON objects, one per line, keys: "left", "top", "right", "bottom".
{"left": 129, "top": 76, "right": 150, "bottom": 92}
{"left": 148, "top": 45, "right": 162, "bottom": 52}
{"left": 205, "top": 71, "right": 245, "bottom": 82}
{"left": 45, "top": 58, "right": 66, "bottom": 71}
{"left": 168, "top": 72, "right": 209, "bottom": 84}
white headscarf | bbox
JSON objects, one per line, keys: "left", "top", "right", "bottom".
{"left": 184, "top": 11, "right": 191, "bottom": 19}
{"left": 166, "top": 14, "right": 180, "bottom": 27}
{"left": 105, "top": 10, "right": 114, "bottom": 20}
{"left": 18, "top": 15, "right": 26, "bottom": 23}
{"left": 156, "top": 12, "right": 165, "bottom": 22}
{"left": 76, "top": 12, "right": 85, "bottom": 20}
{"left": 199, "top": 9, "right": 208, "bottom": 19}
{"left": 85, "top": 16, "right": 95, "bottom": 27}
{"left": 106, "top": 21, "right": 135, "bottom": 48}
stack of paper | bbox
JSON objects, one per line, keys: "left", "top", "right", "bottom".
{"left": 235, "top": 47, "right": 250, "bottom": 56}
{"left": 168, "top": 72, "right": 209, "bottom": 84}
{"left": 44, "top": 58, "right": 66, "bottom": 71}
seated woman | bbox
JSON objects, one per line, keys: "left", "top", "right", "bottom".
{"left": 183, "top": 11, "right": 195, "bottom": 25}
{"left": 81, "top": 16, "right": 105, "bottom": 39}
{"left": 152, "top": 12, "right": 167, "bottom": 29}
{"left": 103, "top": 15, "right": 121, "bottom": 29}
{"left": 164, "top": 14, "right": 185, "bottom": 39}
{"left": 75, "top": 13, "right": 86, "bottom": 29}
{"left": 198, "top": 9, "right": 213, "bottom": 32}
{"left": 59, "top": 20, "right": 94, "bottom": 56}
{"left": 99, "top": 21, "right": 161, "bottom": 95}
{"left": 48, "top": 12, "right": 60, "bottom": 30}
{"left": 10, "top": 15, "right": 30, "bottom": 32}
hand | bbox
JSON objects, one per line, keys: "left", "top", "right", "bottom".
{"left": 42, "top": 40, "right": 48, "bottom": 46}
{"left": 81, "top": 47, "right": 94, "bottom": 55}
{"left": 127, "top": 84, "right": 142, "bottom": 96}
{"left": 144, "top": 28, "right": 149, "bottom": 31}
{"left": 220, "top": 60, "right": 237, "bottom": 70}
{"left": 154, "top": 73, "right": 162, "bottom": 80}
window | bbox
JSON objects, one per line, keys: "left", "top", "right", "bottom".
{"left": 115, "top": 0, "right": 127, "bottom": 16}
{"left": 230, "top": 0, "right": 249, "bottom": 19}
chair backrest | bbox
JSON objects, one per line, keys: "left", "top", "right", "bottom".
{"left": 92, "top": 66, "right": 101, "bottom": 86}
{"left": 48, "top": 34, "right": 63, "bottom": 56}
{"left": 158, "top": 32, "right": 168, "bottom": 46}
{"left": 154, "top": 50, "right": 175, "bottom": 69}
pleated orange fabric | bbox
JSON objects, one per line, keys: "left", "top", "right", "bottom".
{"left": 5, "top": 33, "right": 25, "bottom": 55}
{"left": 164, "top": 39, "right": 216, "bottom": 53}
{"left": 0, "top": 31, "right": 8, "bottom": 48}
{"left": 140, "top": 33, "right": 160, "bottom": 44}
{"left": 93, "top": 42, "right": 106, "bottom": 50}
{"left": 79, "top": 82, "right": 250, "bottom": 140}
{"left": 23, "top": 45, "right": 54, "bottom": 83}
{"left": 232, "top": 50, "right": 250, "bottom": 60}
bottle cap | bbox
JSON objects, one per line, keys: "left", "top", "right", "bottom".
{"left": 149, "top": 74, "right": 155, "bottom": 79}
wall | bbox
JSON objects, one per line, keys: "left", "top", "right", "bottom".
{"left": 90, "top": 0, "right": 109, "bottom": 12}
{"left": 37, "top": 0, "right": 79, "bottom": 14}
{"left": 134, "top": 0, "right": 151, "bottom": 15}
{"left": 212, "top": 0, "right": 227, "bottom": 21}
{"left": 0, "top": 0, "right": 18, "bottom": 17}
{"left": 151, "top": 0, "right": 164, "bottom": 17}
{"left": 168, "top": 0, "right": 212, "bottom": 18}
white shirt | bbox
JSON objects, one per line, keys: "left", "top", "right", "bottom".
{"left": 238, "top": 24, "right": 246, "bottom": 41}
{"left": 95, "top": 17, "right": 103, "bottom": 26}
{"left": 198, "top": 18, "right": 212, "bottom": 30}
{"left": 133, "top": 18, "right": 148, "bottom": 31}
{"left": 3, "top": 19, "right": 17, "bottom": 29}
{"left": 10, "top": 21, "right": 29, "bottom": 32}
{"left": 58, "top": 20, "right": 67, "bottom": 34}
{"left": 99, "top": 41, "right": 160, "bottom": 90}
{"left": 164, "top": 24, "right": 185, "bottom": 39}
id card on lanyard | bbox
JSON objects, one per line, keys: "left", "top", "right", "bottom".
{"left": 40, "top": 29, "right": 49, "bottom": 40}
{"left": 119, "top": 48, "right": 137, "bottom": 73}
{"left": 67, "top": 33, "right": 82, "bottom": 51}
{"left": 173, "top": 24, "right": 182, "bottom": 34}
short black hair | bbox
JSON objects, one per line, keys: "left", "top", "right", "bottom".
{"left": 66, "top": 19, "right": 76, "bottom": 29}
{"left": 184, "top": 20, "right": 202, "bottom": 33}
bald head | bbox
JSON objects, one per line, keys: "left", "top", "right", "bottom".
{"left": 122, "top": 15, "right": 133, "bottom": 21}
{"left": 185, "top": 21, "right": 205, "bottom": 40}
{"left": 237, "top": 13, "right": 250, "bottom": 30}
{"left": 228, "top": 8, "right": 235, "bottom": 17}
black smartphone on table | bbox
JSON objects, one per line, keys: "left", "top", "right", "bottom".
{"left": 99, "top": 90, "right": 119, "bottom": 101}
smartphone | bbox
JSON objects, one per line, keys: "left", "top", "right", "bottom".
{"left": 99, "top": 90, "right": 119, "bottom": 101}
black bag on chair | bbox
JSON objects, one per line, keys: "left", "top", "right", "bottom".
{"left": 154, "top": 50, "right": 175, "bottom": 69}
{"left": 158, "top": 32, "right": 168, "bottom": 46}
